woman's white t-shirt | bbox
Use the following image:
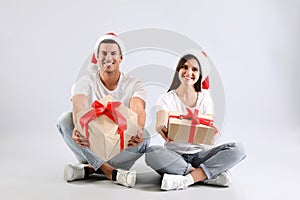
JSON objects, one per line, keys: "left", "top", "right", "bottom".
{"left": 156, "top": 89, "right": 214, "bottom": 154}
{"left": 71, "top": 71, "right": 146, "bottom": 107}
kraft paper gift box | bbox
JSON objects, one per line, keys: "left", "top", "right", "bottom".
{"left": 76, "top": 95, "right": 138, "bottom": 162}
{"left": 167, "top": 109, "right": 215, "bottom": 145}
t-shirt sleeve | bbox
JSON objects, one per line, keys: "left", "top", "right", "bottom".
{"left": 202, "top": 91, "right": 214, "bottom": 115}
{"left": 71, "top": 76, "right": 91, "bottom": 99}
{"left": 156, "top": 94, "right": 170, "bottom": 112}
{"left": 131, "top": 80, "right": 147, "bottom": 102}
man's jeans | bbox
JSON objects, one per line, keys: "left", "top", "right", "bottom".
{"left": 57, "top": 112, "right": 150, "bottom": 171}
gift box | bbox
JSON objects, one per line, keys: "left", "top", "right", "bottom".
{"left": 167, "top": 108, "right": 215, "bottom": 145}
{"left": 76, "top": 95, "right": 138, "bottom": 162}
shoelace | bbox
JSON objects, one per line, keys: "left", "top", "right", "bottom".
{"left": 205, "top": 173, "right": 229, "bottom": 185}
{"left": 117, "top": 171, "right": 129, "bottom": 185}
{"left": 215, "top": 173, "right": 229, "bottom": 185}
{"left": 171, "top": 176, "right": 189, "bottom": 190}
{"left": 71, "top": 166, "right": 84, "bottom": 179}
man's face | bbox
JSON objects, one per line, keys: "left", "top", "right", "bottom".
{"left": 97, "top": 43, "right": 122, "bottom": 74}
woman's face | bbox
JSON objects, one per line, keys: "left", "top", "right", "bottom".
{"left": 178, "top": 58, "right": 200, "bottom": 86}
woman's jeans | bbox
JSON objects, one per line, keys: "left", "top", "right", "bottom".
{"left": 145, "top": 142, "right": 246, "bottom": 180}
{"left": 57, "top": 112, "right": 150, "bottom": 171}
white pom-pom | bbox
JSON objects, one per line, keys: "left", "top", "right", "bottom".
{"left": 87, "top": 63, "right": 99, "bottom": 73}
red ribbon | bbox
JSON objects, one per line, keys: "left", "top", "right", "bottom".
{"left": 79, "top": 100, "right": 127, "bottom": 150}
{"left": 168, "top": 108, "right": 214, "bottom": 143}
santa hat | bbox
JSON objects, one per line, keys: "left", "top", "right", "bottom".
{"left": 179, "top": 49, "right": 210, "bottom": 89}
{"left": 87, "top": 32, "right": 126, "bottom": 73}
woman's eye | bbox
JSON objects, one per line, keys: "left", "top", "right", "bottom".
{"left": 182, "top": 65, "right": 188, "bottom": 69}
{"left": 192, "top": 67, "right": 198, "bottom": 72}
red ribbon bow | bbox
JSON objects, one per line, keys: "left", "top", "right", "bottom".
{"left": 79, "top": 100, "right": 127, "bottom": 150}
{"left": 169, "top": 108, "right": 214, "bottom": 143}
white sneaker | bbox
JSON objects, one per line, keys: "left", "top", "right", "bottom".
{"left": 115, "top": 169, "right": 136, "bottom": 188}
{"left": 64, "top": 164, "right": 86, "bottom": 182}
{"left": 161, "top": 174, "right": 192, "bottom": 191}
{"left": 203, "top": 171, "right": 231, "bottom": 187}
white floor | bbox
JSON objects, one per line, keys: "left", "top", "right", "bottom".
{"left": 1, "top": 126, "right": 299, "bottom": 200}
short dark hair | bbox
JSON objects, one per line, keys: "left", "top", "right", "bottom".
{"left": 97, "top": 39, "right": 123, "bottom": 59}
{"left": 168, "top": 54, "right": 202, "bottom": 92}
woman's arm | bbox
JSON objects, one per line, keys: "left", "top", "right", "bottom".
{"left": 156, "top": 110, "right": 173, "bottom": 142}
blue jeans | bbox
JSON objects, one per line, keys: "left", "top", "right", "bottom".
{"left": 56, "top": 112, "right": 150, "bottom": 171}
{"left": 145, "top": 142, "right": 246, "bottom": 179}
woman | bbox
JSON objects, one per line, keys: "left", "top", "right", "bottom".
{"left": 145, "top": 50, "right": 246, "bottom": 191}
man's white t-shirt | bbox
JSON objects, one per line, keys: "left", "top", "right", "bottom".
{"left": 156, "top": 89, "right": 214, "bottom": 154}
{"left": 71, "top": 71, "right": 146, "bottom": 107}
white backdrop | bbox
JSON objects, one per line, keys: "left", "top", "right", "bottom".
{"left": 1, "top": 1, "right": 300, "bottom": 199}
{"left": 1, "top": 0, "right": 299, "bottom": 136}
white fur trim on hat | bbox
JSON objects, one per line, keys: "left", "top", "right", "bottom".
{"left": 179, "top": 49, "right": 211, "bottom": 83}
{"left": 87, "top": 53, "right": 99, "bottom": 73}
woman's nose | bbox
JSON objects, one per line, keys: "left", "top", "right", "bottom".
{"left": 186, "top": 67, "right": 192, "bottom": 74}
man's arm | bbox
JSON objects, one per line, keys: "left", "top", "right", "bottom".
{"left": 72, "top": 94, "right": 90, "bottom": 125}
{"left": 127, "top": 96, "right": 146, "bottom": 147}
{"left": 71, "top": 94, "right": 90, "bottom": 147}
{"left": 129, "top": 96, "right": 146, "bottom": 132}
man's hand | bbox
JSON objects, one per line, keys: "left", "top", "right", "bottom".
{"left": 127, "top": 135, "right": 143, "bottom": 147}
{"left": 72, "top": 127, "right": 89, "bottom": 148}
{"left": 127, "top": 128, "right": 144, "bottom": 147}
{"left": 158, "top": 125, "right": 173, "bottom": 143}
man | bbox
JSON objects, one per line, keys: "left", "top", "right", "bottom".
{"left": 57, "top": 33, "right": 149, "bottom": 187}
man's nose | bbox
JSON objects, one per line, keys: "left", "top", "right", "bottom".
{"left": 105, "top": 53, "right": 112, "bottom": 60}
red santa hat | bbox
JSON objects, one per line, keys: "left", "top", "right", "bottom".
{"left": 179, "top": 49, "right": 210, "bottom": 89}
{"left": 87, "top": 32, "right": 126, "bottom": 73}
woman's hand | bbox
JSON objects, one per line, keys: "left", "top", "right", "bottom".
{"left": 212, "top": 125, "right": 219, "bottom": 135}
{"left": 72, "top": 127, "right": 89, "bottom": 148}
{"left": 158, "top": 125, "right": 173, "bottom": 143}
{"left": 210, "top": 124, "right": 219, "bottom": 144}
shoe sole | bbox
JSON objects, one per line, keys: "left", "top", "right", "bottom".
{"left": 128, "top": 171, "right": 137, "bottom": 187}
{"left": 64, "top": 164, "right": 71, "bottom": 182}
{"left": 161, "top": 174, "right": 171, "bottom": 191}
{"left": 115, "top": 170, "right": 137, "bottom": 188}
{"left": 203, "top": 173, "right": 231, "bottom": 187}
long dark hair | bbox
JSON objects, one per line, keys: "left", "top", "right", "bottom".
{"left": 168, "top": 54, "right": 202, "bottom": 92}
